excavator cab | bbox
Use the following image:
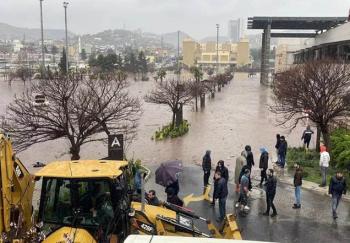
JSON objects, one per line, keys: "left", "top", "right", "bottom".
{"left": 35, "top": 160, "right": 131, "bottom": 242}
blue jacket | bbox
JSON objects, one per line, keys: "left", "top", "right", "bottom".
{"left": 133, "top": 169, "right": 143, "bottom": 191}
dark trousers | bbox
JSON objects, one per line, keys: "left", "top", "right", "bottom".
{"left": 303, "top": 139, "right": 311, "bottom": 148}
{"left": 219, "top": 197, "right": 227, "bottom": 221}
{"left": 260, "top": 169, "right": 267, "bottom": 185}
{"left": 204, "top": 170, "right": 210, "bottom": 186}
{"left": 332, "top": 192, "right": 342, "bottom": 217}
{"left": 280, "top": 154, "right": 286, "bottom": 167}
{"left": 266, "top": 193, "right": 277, "bottom": 214}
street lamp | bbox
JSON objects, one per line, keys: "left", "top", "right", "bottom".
{"left": 63, "top": 2, "right": 69, "bottom": 78}
{"left": 177, "top": 30, "right": 180, "bottom": 81}
{"left": 3, "top": 51, "right": 7, "bottom": 81}
{"left": 216, "top": 24, "right": 219, "bottom": 74}
{"left": 39, "top": 0, "right": 45, "bottom": 68}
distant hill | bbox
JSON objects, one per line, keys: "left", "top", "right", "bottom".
{"left": 161, "top": 31, "right": 192, "bottom": 47}
{"left": 0, "top": 23, "right": 75, "bottom": 42}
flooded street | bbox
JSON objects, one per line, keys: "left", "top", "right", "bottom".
{"left": 0, "top": 72, "right": 306, "bottom": 172}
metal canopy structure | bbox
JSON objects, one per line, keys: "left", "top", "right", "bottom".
{"left": 270, "top": 33, "right": 316, "bottom": 38}
{"left": 248, "top": 17, "right": 347, "bottom": 30}
{"left": 247, "top": 16, "right": 348, "bottom": 85}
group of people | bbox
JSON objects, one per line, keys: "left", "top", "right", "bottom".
{"left": 132, "top": 168, "right": 184, "bottom": 208}
{"left": 274, "top": 134, "right": 288, "bottom": 168}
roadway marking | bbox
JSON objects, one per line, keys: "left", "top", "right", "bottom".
{"left": 183, "top": 185, "right": 212, "bottom": 206}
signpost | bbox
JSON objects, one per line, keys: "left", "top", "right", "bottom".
{"left": 108, "top": 134, "right": 124, "bottom": 160}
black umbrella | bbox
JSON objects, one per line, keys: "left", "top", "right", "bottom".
{"left": 155, "top": 159, "right": 183, "bottom": 187}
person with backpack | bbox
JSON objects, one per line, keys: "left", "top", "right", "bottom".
{"left": 301, "top": 126, "right": 314, "bottom": 149}
{"left": 293, "top": 163, "right": 303, "bottom": 209}
{"left": 258, "top": 147, "right": 269, "bottom": 188}
{"left": 328, "top": 170, "right": 347, "bottom": 219}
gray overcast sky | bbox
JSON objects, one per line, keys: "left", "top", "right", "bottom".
{"left": 1, "top": 0, "right": 350, "bottom": 39}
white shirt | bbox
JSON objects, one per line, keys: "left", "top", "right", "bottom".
{"left": 319, "top": 151, "right": 330, "bottom": 167}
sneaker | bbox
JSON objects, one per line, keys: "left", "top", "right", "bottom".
{"left": 244, "top": 206, "right": 250, "bottom": 210}
{"left": 318, "top": 184, "right": 326, "bottom": 187}
{"left": 242, "top": 210, "right": 249, "bottom": 215}
{"left": 333, "top": 215, "right": 338, "bottom": 219}
{"left": 210, "top": 201, "right": 215, "bottom": 206}
{"left": 238, "top": 211, "right": 246, "bottom": 217}
{"left": 270, "top": 213, "right": 277, "bottom": 217}
{"left": 208, "top": 182, "right": 212, "bottom": 185}
{"left": 292, "top": 205, "right": 301, "bottom": 209}
{"left": 262, "top": 212, "right": 269, "bottom": 216}
{"left": 235, "top": 203, "right": 240, "bottom": 208}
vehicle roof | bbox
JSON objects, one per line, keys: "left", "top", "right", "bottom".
{"left": 35, "top": 160, "right": 128, "bottom": 179}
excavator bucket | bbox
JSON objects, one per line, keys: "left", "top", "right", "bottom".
{"left": 219, "top": 214, "right": 242, "bottom": 240}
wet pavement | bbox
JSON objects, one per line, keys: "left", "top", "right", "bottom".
{"left": 145, "top": 164, "right": 350, "bottom": 243}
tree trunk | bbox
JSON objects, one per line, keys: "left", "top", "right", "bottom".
{"left": 316, "top": 124, "right": 321, "bottom": 152}
{"left": 195, "top": 96, "right": 198, "bottom": 112}
{"left": 176, "top": 104, "right": 183, "bottom": 127}
{"left": 200, "top": 94, "right": 205, "bottom": 108}
{"left": 70, "top": 146, "right": 81, "bottom": 160}
{"left": 172, "top": 110, "right": 176, "bottom": 130}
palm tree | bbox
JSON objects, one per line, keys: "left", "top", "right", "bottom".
{"left": 157, "top": 69, "right": 166, "bottom": 82}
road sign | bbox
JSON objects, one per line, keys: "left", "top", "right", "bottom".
{"left": 108, "top": 134, "right": 123, "bottom": 160}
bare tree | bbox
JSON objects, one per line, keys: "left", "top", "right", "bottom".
{"left": 188, "top": 80, "right": 207, "bottom": 111}
{"left": 1, "top": 72, "right": 142, "bottom": 160}
{"left": 144, "top": 79, "right": 192, "bottom": 129}
{"left": 16, "top": 67, "right": 31, "bottom": 85}
{"left": 271, "top": 59, "right": 350, "bottom": 155}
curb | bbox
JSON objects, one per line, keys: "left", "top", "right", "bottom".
{"left": 275, "top": 166, "right": 350, "bottom": 202}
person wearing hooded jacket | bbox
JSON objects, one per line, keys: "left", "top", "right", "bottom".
{"left": 202, "top": 150, "right": 212, "bottom": 187}
{"left": 133, "top": 169, "right": 143, "bottom": 191}
{"left": 245, "top": 145, "right": 254, "bottom": 170}
{"left": 301, "top": 125, "right": 314, "bottom": 149}
{"left": 235, "top": 151, "right": 247, "bottom": 192}
{"left": 319, "top": 146, "right": 330, "bottom": 187}
{"left": 293, "top": 163, "right": 303, "bottom": 209}
{"left": 258, "top": 147, "right": 269, "bottom": 188}
{"left": 329, "top": 170, "right": 347, "bottom": 219}
{"left": 210, "top": 160, "right": 229, "bottom": 205}
{"left": 275, "top": 134, "right": 281, "bottom": 164}
{"left": 278, "top": 136, "right": 288, "bottom": 168}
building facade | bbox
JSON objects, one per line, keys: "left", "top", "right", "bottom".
{"left": 182, "top": 38, "right": 251, "bottom": 69}
{"left": 228, "top": 19, "right": 245, "bottom": 43}
{"left": 274, "top": 39, "right": 306, "bottom": 73}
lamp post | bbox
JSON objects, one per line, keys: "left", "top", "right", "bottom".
{"left": 4, "top": 51, "right": 7, "bottom": 81}
{"left": 177, "top": 30, "right": 180, "bottom": 81}
{"left": 216, "top": 24, "right": 219, "bottom": 74}
{"left": 39, "top": 0, "right": 45, "bottom": 69}
{"left": 63, "top": 2, "right": 69, "bottom": 79}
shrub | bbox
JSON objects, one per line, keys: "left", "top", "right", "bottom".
{"left": 154, "top": 120, "right": 190, "bottom": 140}
{"left": 330, "top": 129, "right": 350, "bottom": 168}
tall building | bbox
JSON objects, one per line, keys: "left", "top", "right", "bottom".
{"left": 182, "top": 38, "right": 251, "bottom": 69}
{"left": 228, "top": 19, "right": 245, "bottom": 42}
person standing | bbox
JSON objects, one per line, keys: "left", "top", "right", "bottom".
{"left": 319, "top": 146, "right": 330, "bottom": 187}
{"left": 258, "top": 147, "right": 269, "bottom": 188}
{"left": 202, "top": 150, "right": 212, "bottom": 187}
{"left": 165, "top": 179, "right": 180, "bottom": 196}
{"left": 262, "top": 169, "right": 277, "bottom": 217}
{"left": 166, "top": 188, "right": 184, "bottom": 207}
{"left": 235, "top": 151, "right": 247, "bottom": 192}
{"left": 245, "top": 145, "right": 254, "bottom": 170}
{"left": 214, "top": 172, "right": 228, "bottom": 222}
{"left": 274, "top": 134, "right": 281, "bottom": 164}
{"left": 278, "top": 136, "right": 288, "bottom": 168}
{"left": 328, "top": 171, "right": 347, "bottom": 219}
{"left": 238, "top": 169, "right": 251, "bottom": 217}
{"left": 293, "top": 163, "right": 303, "bottom": 209}
{"left": 301, "top": 125, "right": 314, "bottom": 149}
{"left": 210, "top": 160, "right": 229, "bottom": 205}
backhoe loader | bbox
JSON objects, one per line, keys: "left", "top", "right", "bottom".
{"left": 0, "top": 134, "right": 242, "bottom": 242}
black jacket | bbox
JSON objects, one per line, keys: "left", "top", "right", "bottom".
{"left": 301, "top": 128, "right": 314, "bottom": 141}
{"left": 167, "top": 195, "right": 184, "bottom": 207}
{"left": 275, "top": 137, "right": 281, "bottom": 149}
{"left": 279, "top": 140, "right": 288, "bottom": 155}
{"left": 246, "top": 151, "right": 254, "bottom": 168}
{"left": 329, "top": 177, "right": 347, "bottom": 195}
{"left": 259, "top": 152, "right": 269, "bottom": 169}
{"left": 214, "top": 161, "right": 229, "bottom": 181}
{"left": 215, "top": 177, "right": 228, "bottom": 199}
{"left": 202, "top": 152, "right": 211, "bottom": 172}
{"left": 266, "top": 176, "right": 277, "bottom": 195}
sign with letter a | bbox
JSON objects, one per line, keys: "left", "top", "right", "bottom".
{"left": 108, "top": 134, "right": 124, "bottom": 160}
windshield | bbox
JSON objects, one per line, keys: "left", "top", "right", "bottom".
{"left": 39, "top": 178, "right": 114, "bottom": 231}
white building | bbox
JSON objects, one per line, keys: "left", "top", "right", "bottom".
{"left": 228, "top": 19, "right": 245, "bottom": 43}
{"left": 12, "top": 40, "right": 23, "bottom": 52}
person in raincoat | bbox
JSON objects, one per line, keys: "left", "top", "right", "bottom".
{"left": 235, "top": 151, "right": 247, "bottom": 192}
{"left": 133, "top": 169, "right": 143, "bottom": 191}
{"left": 301, "top": 125, "right": 314, "bottom": 149}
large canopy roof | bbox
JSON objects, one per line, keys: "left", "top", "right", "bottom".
{"left": 248, "top": 17, "right": 347, "bottom": 30}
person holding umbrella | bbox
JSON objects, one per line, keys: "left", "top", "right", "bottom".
{"left": 156, "top": 159, "right": 183, "bottom": 197}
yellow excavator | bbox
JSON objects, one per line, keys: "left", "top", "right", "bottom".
{"left": 0, "top": 134, "right": 242, "bottom": 242}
